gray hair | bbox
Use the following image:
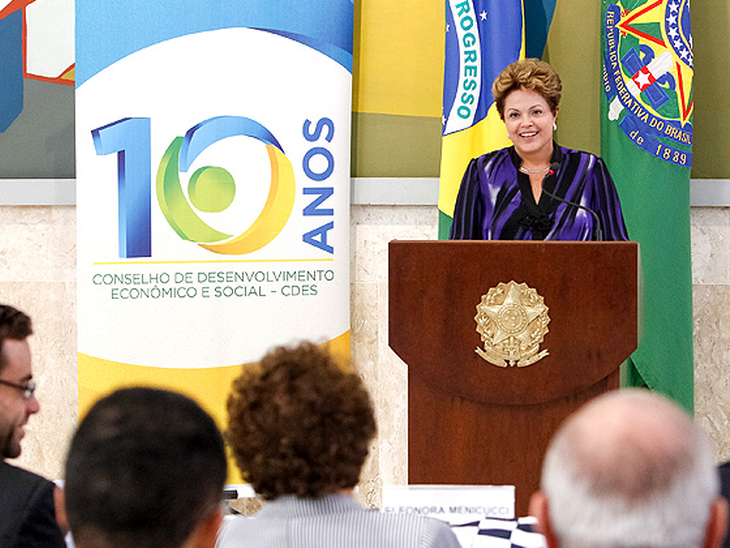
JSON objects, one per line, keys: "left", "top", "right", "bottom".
{"left": 542, "top": 389, "right": 718, "bottom": 548}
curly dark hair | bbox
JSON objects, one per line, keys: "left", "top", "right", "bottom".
{"left": 227, "top": 342, "right": 376, "bottom": 500}
{"left": 493, "top": 58, "right": 562, "bottom": 119}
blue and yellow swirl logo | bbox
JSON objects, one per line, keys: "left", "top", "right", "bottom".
{"left": 156, "top": 115, "right": 296, "bottom": 254}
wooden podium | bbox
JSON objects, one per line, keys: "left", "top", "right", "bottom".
{"left": 388, "top": 240, "right": 638, "bottom": 516}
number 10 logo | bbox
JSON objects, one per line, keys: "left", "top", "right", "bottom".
{"left": 92, "top": 115, "right": 296, "bottom": 258}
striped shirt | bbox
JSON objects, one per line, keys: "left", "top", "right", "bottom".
{"left": 216, "top": 494, "right": 462, "bottom": 548}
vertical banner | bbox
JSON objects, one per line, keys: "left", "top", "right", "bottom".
{"left": 601, "top": 0, "right": 693, "bottom": 411}
{"left": 76, "top": 0, "right": 353, "bottom": 481}
{"left": 438, "top": 0, "right": 556, "bottom": 239}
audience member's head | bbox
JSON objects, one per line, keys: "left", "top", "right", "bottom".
{"left": 64, "top": 387, "right": 227, "bottom": 548}
{"left": 530, "top": 389, "right": 728, "bottom": 548}
{"left": 0, "top": 304, "right": 37, "bottom": 459}
{"left": 227, "top": 341, "right": 376, "bottom": 500}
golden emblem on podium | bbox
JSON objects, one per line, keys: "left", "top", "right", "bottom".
{"left": 474, "top": 281, "right": 550, "bottom": 368}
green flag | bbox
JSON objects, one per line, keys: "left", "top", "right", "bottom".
{"left": 601, "top": 0, "right": 694, "bottom": 412}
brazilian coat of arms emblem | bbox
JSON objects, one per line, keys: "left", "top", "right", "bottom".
{"left": 603, "top": 0, "right": 693, "bottom": 167}
{"left": 474, "top": 281, "right": 550, "bottom": 368}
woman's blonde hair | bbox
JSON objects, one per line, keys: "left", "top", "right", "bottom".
{"left": 492, "top": 58, "right": 562, "bottom": 119}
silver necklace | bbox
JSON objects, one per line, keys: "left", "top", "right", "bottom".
{"left": 519, "top": 165, "right": 550, "bottom": 174}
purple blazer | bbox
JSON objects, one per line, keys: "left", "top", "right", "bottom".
{"left": 450, "top": 145, "right": 629, "bottom": 241}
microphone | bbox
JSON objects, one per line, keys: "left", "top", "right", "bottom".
{"left": 541, "top": 162, "right": 604, "bottom": 241}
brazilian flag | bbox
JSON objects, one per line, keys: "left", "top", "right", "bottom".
{"left": 438, "top": 0, "right": 558, "bottom": 238}
{"left": 601, "top": 0, "right": 694, "bottom": 412}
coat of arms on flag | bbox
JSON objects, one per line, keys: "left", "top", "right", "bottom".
{"left": 602, "top": 0, "right": 693, "bottom": 168}
{"left": 601, "top": 0, "right": 694, "bottom": 413}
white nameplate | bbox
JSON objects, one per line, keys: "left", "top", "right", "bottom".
{"left": 382, "top": 485, "right": 516, "bottom": 548}
{"left": 381, "top": 484, "right": 515, "bottom": 524}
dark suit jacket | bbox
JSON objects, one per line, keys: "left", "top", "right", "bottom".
{"left": 0, "top": 460, "right": 66, "bottom": 548}
{"left": 719, "top": 462, "right": 730, "bottom": 548}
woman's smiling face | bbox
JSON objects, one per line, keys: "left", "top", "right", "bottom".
{"left": 503, "top": 88, "right": 557, "bottom": 160}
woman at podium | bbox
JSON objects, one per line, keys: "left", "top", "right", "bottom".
{"left": 449, "top": 59, "right": 629, "bottom": 242}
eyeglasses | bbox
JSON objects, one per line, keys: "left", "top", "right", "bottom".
{"left": 0, "top": 379, "right": 36, "bottom": 400}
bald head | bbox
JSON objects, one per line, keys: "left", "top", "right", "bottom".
{"left": 532, "top": 389, "right": 727, "bottom": 548}
{"left": 554, "top": 390, "right": 698, "bottom": 502}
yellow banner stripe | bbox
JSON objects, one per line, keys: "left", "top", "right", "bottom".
{"left": 78, "top": 331, "right": 351, "bottom": 485}
{"left": 353, "top": 0, "right": 444, "bottom": 117}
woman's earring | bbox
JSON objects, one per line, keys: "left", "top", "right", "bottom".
{"left": 553, "top": 122, "right": 557, "bottom": 131}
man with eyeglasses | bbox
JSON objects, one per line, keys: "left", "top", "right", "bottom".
{"left": 0, "top": 304, "right": 66, "bottom": 547}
